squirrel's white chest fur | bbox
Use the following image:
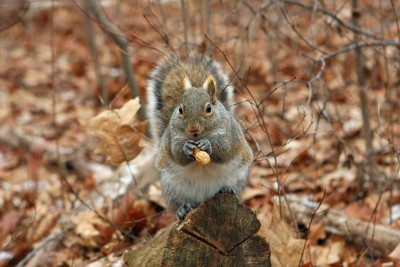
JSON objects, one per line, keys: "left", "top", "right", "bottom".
{"left": 159, "top": 157, "right": 248, "bottom": 205}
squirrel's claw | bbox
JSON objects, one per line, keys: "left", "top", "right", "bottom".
{"left": 196, "top": 139, "right": 212, "bottom": 154}
{"left": 183, "top": 141, "right": 197, "bottom": 159}
{"left": 176, "top": 203, "right": 195, "bottom": 221}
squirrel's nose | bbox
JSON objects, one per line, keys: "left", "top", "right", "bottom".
{"left": 187, "top": 125, "right": 201, "bottom": 139}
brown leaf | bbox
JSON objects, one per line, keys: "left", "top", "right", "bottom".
{"left": 389, "top": 243, "right": 400, "bottom": 260}
{"left": 31, "top": 211, "right": 61, "bottom": 242}
{"left": 259, "top": 204, "right": 304, "bottom": 267}
{"left": 343, "top": 202, "right": 372, "bottom": 221}
{"left": 109, "top": 192, "right": 158, "bottom": 235}
{"left": 71, "top": 211, "right": 108, "bottom": 248}
{"left": 0, "top": 210, "right": 24, "bottom": 245}
{"left": 308, "top": 239, "right": 354, "bottom": 266}
{"left": 84, "top": 98, "right": 147, "bottom": 166}
{"left": 307, "top": 221, "right": 326, "bottom": 246}
{"left": 109, "top": 192, "right": 135, "bottom": 228}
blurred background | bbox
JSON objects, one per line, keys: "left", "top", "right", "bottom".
{"left": 0, "top": 0, "right": 399, "bottom": 266}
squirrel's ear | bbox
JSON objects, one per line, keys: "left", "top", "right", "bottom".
{"left": 183, "top": 76, "right": 192, "bottom": 91}
{"left": 203, "top": 75, "right": 217, "bottom": 103}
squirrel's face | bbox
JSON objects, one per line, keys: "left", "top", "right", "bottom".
{"left": 174, "top": 87, "right": 217, "bottom": 140}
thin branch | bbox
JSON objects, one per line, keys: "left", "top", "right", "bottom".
{"left": 304, "top": 41, "right": 399, "bottom": 88}
{"left": 205, "top": 0, "right": 211, "bottom": 39}
{"left": 16, "top": 224, "right": 74, "bottom": 267}
{"left": 280, "top": 6, "right": 328, "bottom": 55}
{"left": 143, "top": 3, "right": 173, "bottom": 51}
{"left": 59, "top": 169, "right": 138, "bottom": 240}
{"left": 352, "top": 0, "right": 378, "bottom": 186}
{"left": 82, "top": 0, "right": 145, "bottom": 120}
{"left": 84, "top": 3, "right": 107, "bottom": 104}
{"left": 280, "top": 0, "right": 389, "bottom": 41}
{"left": 180, "top": 0, "right": 189, "bottom": 53}
{"left": 298, "top": 189, "right": 327, "bottom": 266}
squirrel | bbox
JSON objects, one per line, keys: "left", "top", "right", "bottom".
{"left": 146, "top": 53, "right": 253, "bottom": 220}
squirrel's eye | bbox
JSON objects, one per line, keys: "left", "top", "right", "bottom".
{"left": 178, "top": 106, "right": 183, "bottom": 114}
{"left": 206, "top": 104, "right": 212, "bottom": 113}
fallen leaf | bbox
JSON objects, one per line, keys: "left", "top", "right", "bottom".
{"left": 241, "top": 187, "right": 268, "bottom": 202}
{"left": 71, "top": 211, "right": 107, "bottom": 248}
{"left": 389, "top": 243, "right": 400, "bottom": 260}
{"left": 0, "top": 210, "right": 24, "bottom": 245}
{"left": 343, "top": 202, "right": 372, "bottom": 221}
{"left": 309, "top": 240, "right": 344, "bottom": 266}
{"left": 31, "top": 211, "right": 61, "bottom": 242}
{"left": 259, "top": 203, "right": 304, "bottom": 267}
{"left": 307, "top": 221, "right": 326, "bottom": 246}
{"left": 23, "top": 68, "right": 49, "bottom": 87}
{"left": 147, "top": 184, "right": 166, "bottom": 208}
{"left": 109, "top": 192, "right": 157, "bottom": 235}
{"left": 84, "top": 98, "right": 147, "bottom": 166}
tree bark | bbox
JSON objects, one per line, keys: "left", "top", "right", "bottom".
{"left": 123, "top": 193, "right": 271, "bottom": 267}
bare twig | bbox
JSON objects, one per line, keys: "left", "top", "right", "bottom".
{"left": 16, "top": 224, "right": 74, "bottom": 267}
{"left": 84, "top": 2, "right": 107, "bottom": 104}
{"left": 205, "top": 0, "right": 211, "bottom": 40}
{"left": 277, "top": 194, "right": 400, "bottom": 256}
{"left": 280, "top": 6, "right": 328, "bottom": 55}
{"left": 82, "top": 0, "right": 145, "bottom": 120}
{"left": 59, "top": 166, "right": 138, "bottom": 240}
{"left": 205, "top": 35, "right": 302, "bottom": 235}
{"left": 180, "top": 0, "right": 189, "bottom": 53}
{"left": 299, "top": 189, "right": 326, "bottom": 266}
{"left": 156, "top": 0, "right": 168, "bottom": 29}
{"left": 0, "top": 0, "right": 29, "bottom": 32}
{"left": 352, "top": 0, "right": 379, "bottom": 186}
{"left": 280, "top": 0, "right": 391, "bottom": 41}
{"left": 377, "top": 104, "right": 400, "bottom": 224}
{"left": 143, "top": 3, "right": 173, "bottom": 51}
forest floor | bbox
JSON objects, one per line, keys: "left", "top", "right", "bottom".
{"left": 0, "top": 0, "right": 399, "bottom": 266}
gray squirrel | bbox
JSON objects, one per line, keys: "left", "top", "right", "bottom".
{"left": 146, "top": 53, "right": 253, "bottom": 220}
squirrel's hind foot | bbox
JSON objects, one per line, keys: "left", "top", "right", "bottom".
{"left": 176, "top": 203, "right": 197, "bottom": 221}
{"left": 218, "top": 186, "right": 237, "bottom": 195}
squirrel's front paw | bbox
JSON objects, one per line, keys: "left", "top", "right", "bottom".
{"left": 196, "top": 139, "right": 212, "bottom": 155}
{"left": 176, "top": 203, "right": 196, "bottom": 221}
{"left": 183, "top": 140, "right": 197, "bottom": 159}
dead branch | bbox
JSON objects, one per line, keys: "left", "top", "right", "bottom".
{"left": 280, "top": 0, "right": 399, "bottom": 43}
{"left": 276, "top": 194, "right": 400, "bottom": 256}
{"left": 16, "top": 225, "right": 74, "bottom": 267}
{"left": 352, "top": 0, "right": 379, "bottom": 186}
{"left": 0, "top": 0, "right": 29, "bottom": 32}
{"left": 82, "top": 0, "right": 145, "bottom": 119}
{"left": 84, "top": 2, "right": 107, "bottom": 104}
{"left": 180, "top": 0, "right": 189, "bottom": 52}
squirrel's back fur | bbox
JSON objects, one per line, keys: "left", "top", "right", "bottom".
{"left": 146, "top": 53, "right": 234, "bottom": 141}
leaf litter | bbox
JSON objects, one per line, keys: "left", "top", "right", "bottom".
{"left": 0, "top": 0, "right": 399, "bottom": 266}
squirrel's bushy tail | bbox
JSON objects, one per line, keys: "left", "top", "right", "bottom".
{"left": 146, "top": 53, "right": 235, "bottom": 141}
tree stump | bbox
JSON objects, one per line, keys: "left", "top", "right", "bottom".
{"left": 123, "top": 193, "right": 271, "bottom": 266}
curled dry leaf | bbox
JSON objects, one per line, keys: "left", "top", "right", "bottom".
{"left": 84, "top": 98, "right": 147, "bottom": 166}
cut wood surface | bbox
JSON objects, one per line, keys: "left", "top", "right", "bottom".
{"left": 277, "top": 194, "right": 400, "bottom": 255}
{"left": 124, "top": 193, "right": 271, "bottom": 266}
